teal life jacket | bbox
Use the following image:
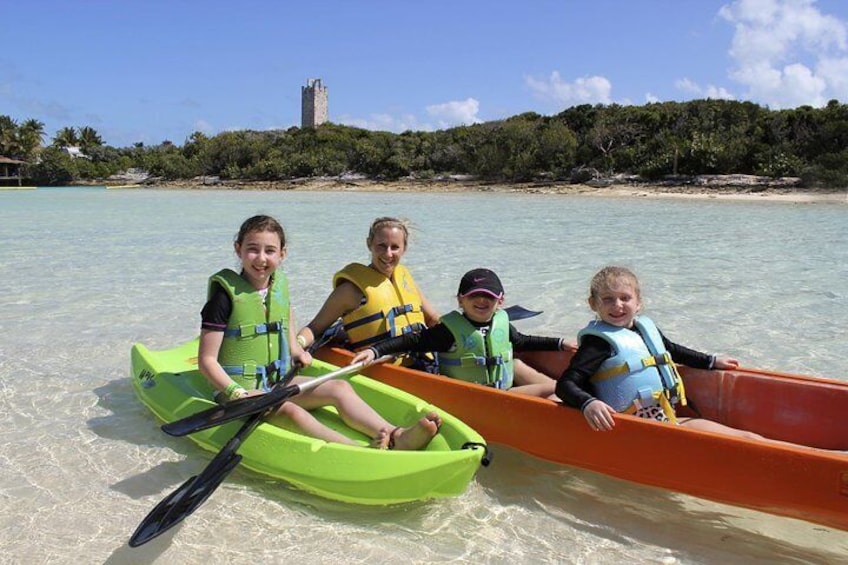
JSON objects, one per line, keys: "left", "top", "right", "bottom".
{"left": 437, "top": 309, "right": 514, "bottom": 389}
{"left": 579, "top": 316, "right": 686, "bottom": 417}
{"left": 209, "top": 268, "right": 291, "bottom": 391}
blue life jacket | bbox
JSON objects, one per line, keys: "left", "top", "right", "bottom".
{"left": 579, "top": 316, "right": 686, "bottom": 418}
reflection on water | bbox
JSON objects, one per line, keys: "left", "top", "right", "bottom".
{"left": 1, "top": 187, "right": 846, "bottom": 563}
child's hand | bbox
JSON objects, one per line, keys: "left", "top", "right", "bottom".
{"left": 351, "top": 349, "right": 376, "bottom": 366}
{"left": 561, "top": 339, "right": 578, "bottom": 351}
{"left": 713, "top": 355, "right": 739, "bottom": 369}
{"left": 293, "top": 349, "right": 313, "bottom": 368}
{"left": 582, "top": 399, "right": 616, "bottom": 431}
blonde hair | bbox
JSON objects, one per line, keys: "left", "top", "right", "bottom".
{"left": 366, "top": 216, "right": 411, "bottom": 248}
{"left": 589, "top": 265, "right": 641, "bottom": 301}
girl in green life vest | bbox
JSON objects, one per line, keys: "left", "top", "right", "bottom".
{"left": 198, "top": 215, "right": 440, "bottom": 450}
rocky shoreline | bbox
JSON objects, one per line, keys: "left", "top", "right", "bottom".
{"left": 119, "top": 175, "right": 845, "bottom": 203}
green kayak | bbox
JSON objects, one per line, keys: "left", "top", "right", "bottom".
{"left": 131, "top": 339, "right": 488, "bottom": 505}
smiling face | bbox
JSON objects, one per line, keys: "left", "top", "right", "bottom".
{"left": 588, "top": 276, "right": 642, "bottom": 328}
{"left": 458, "top": 292, "right": 504, "bottom": 324}
{"left": 367, "top": 226, "right": 407, "bottom": 278}
{"left": 234, "top": 229, "right": 285, "bottom": 290}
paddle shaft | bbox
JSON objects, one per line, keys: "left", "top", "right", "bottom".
{"left": 163, "top": 355, "right": 394, "bottom": 437}
{"left": 292, "top": 355, "right": 394, "bottom": 396}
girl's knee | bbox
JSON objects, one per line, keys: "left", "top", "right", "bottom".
{"left": 276, "top": 402, "right": 308, "bottom": 421}
{"left": 320, "top": 379, "right": 356, "bottom": 398}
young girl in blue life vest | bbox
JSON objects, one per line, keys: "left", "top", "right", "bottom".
{"left": 555, "top": 266, "right": 778, "bottom": 439}
{"left": 198, "top": 215, "right": 440, "bottom": 450}
{"left": 350, "top": 268, "right": 569, "bottom": 399}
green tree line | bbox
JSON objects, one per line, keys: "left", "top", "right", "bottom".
{"left": 6, "top": 98, "right": 848, "bottom": 187}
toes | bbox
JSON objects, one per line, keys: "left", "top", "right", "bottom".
{"left": 369, "top": 428, "right": 391, "bottom": 449}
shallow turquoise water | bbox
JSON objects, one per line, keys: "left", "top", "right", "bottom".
{"left": 0, "top": 187, "right": 846, "bottom": 563}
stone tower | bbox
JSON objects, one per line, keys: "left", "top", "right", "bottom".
{"left": 301, "top": 78, "right": 328, "bottom": 128}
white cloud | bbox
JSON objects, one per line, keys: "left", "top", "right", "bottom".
{"left": 337, "top": 98, "right": 481, "bottom": 133}
{"left": 194, "top": 119, "right": 214, "bottom": 134}
{"left": 674, "top": 78, "right": 736, "bottom": 100}
{"left": 719, "top": 0, "right": 848, "bottom": 107}
{"left": 338, "top": 112, "right": 434, "bottom": 133}
{"left": 525, "top": 71, "right": 613, "bottom": 108}
{"left": 426, "top": 98, "right": 482, "bottom": 128}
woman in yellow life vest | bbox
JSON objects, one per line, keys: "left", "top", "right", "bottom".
{"left": 296, "top": 217, "right": 440, "bottom": 368}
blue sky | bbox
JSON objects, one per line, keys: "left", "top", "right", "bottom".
{"left": 3, "top": 0, "right": 848, "bottom": 148}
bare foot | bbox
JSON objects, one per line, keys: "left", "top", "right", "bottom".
{"left": 389, "top": 412, "right": 441, "bottom": 450}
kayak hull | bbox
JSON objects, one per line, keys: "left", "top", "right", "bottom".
{"left": 317, "top": 346, "right": 848, "bottom": 530}
{"left": 131, "top": 340, "right": 487, "bottom": 505}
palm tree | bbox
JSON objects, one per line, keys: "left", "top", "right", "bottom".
{"left": 0, "top": 115, "right": 20, "bottom": 156}
{"left": 78, "top": 126, "right": 103, "bottom": 152}
{"left": 17, "top": 119, "right": 45, "bottom": 160}
{"left": 52, "top": 126, "right": 80, "bottom": 148}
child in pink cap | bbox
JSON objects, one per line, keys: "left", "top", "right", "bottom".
{"left": 351, "top": 268, "right": 568, "bottom": 398}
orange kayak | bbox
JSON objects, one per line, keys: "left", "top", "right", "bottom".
{"left": 317, "top": 346, "right": 848, "bottom": 531}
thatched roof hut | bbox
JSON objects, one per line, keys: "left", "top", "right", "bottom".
{"left": 0, "top": 156, "right": 27, "bottom": 186}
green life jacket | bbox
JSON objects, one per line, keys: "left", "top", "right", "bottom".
{"left": 210, "top": 268, "right": 291, "bottom": 391}
{"left": 437, "top": 309, "right": 514, "bottom": 389}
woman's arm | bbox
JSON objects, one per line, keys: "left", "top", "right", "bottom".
{"left": 297, "top": 281, "right": 363, "bottom": 348}
{"left": 289, "top": 305, "right": 312, "bottom": 367}
{"left": 418, "top": 288, "right": 440, "bottom": 327}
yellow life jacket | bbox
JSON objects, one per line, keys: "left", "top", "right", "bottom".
{"left": 333, "top": 263, "right": 426, "bottom": 351}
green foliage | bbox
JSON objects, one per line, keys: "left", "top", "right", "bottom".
{"left": 7, "top": 99, "right": 848, "bottom": 187}
{"left": 0, "top": 115, "right": 46, "bottom": 161}
{"left": 26, "top": 147, "right": 74, "bottom": 184}
{"left": 800, "top": 149, "right": 848, "bottom": 187}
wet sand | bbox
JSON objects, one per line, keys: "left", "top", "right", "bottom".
{"left": 143, "top": 177, "right": 848, "bottom": 204}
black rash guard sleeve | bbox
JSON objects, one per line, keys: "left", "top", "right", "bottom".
{"left": 509, "top": 325, "right": 562, "bottom": 351}
{"left": 370, "top": 323, "right": 457, "bottom": 357}
{"left": 200, "top": 283, "right": 232, "bottom": 332}
{"left": 371, "top": 314, "right": 566, "bottom": 357}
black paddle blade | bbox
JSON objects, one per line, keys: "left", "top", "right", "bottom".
{"left": 162, "top": 385, "right": 298, "bottom": 437}
{"left": 504, "top": 305, "right": 542, "bottom": 321}
{"left": 129, "top": 454, "right": 243, "bottom": 547}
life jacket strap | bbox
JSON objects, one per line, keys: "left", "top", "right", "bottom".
{"left": 223, "top": 321, "right": 283, "bottom": 338}
{"left": 592, "top": 352, "right": 673, "bottom": 382}
{"left": 221, "top": 359, "right": 283, "bottom": 391}
{"left": 346, "top": 322, "right": 426, "bottom": 350}
{"left": 343, "top": 303, "right": 415, "bottom": 332}
{"left": 622, "top": 387, "right": 679, "bottom": 424}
